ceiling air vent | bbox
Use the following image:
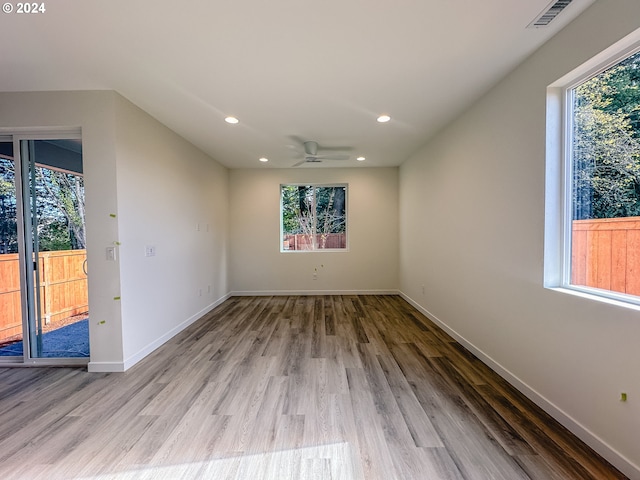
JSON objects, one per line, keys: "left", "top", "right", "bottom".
{"left": 528, "top": 0, "right": 573, "bottom": 28}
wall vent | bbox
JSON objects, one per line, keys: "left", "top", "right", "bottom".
{"left": 528, "top": 0, "right": 573, "bottom": 28}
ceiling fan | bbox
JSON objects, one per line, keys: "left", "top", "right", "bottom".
{"left": 291, "top": 140, "right": 351, "bottom": 167}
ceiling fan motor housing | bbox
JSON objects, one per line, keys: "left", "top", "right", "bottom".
{"left": 304, "top": 141, "right": 318, "bottom": 155}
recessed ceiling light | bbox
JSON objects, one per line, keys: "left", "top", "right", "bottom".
{"left": 377, "top": 114, "right": 391, "bottom": 123}
{"left": 357, "top": 156, "right": 366, "bottom": 161}
{"left": 259, "top": 157, "right": 268, "bottom": 163}
{"left": 225, "top": 116, "right": 239, "bottom": 124}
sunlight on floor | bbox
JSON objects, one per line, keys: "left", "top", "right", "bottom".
{"left": 77, "top": 442, "right": 360, "bottom": 480}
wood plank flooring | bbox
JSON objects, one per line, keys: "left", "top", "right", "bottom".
{"left": 0, "top": 295, "right": 627, "bottom": 479}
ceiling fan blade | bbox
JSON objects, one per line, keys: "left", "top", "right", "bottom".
{"left": 317, "top": 145, "right": 354, "bottom": 152}
{"left": 292, "top": 159, "right": 308, "bottom": 167}
{"left": 288, "top": 135, "right": 307, "bottom": 146}
{"left": 315, "top": 154, "right": 350, "bottom": 160}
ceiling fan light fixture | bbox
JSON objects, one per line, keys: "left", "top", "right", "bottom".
{"left": 377, "top": 114, "right": 391, "bottom": 123}
{"left": 224, "top": 116, "right": 239, "bottom": 124}
{"left": 259, "top": 157, "right": 269, "bottom": 162}
{"left": 357, "top": 156, "right": 366, "bottom": 161}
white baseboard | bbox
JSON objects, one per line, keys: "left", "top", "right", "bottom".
{"left": 87, "top": 361, "right": 126, "bottom": 373}
{"left": 399, "top": 291, "right": 640, "bottom": 480}
{"left": 229, "top": 289, "right": 400, "bottom": 296}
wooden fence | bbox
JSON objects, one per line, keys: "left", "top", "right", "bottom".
{"left": 572, "top": 217, "right": 640, "bottom": 296}
{"left": 0, "top": 250, "right": 88, "bottom": 342}
{"left": 283, "top": 233, "right": 346, "bottom": 251}
{"left": 0, "top": 253, "right": 22, "bottom": 340}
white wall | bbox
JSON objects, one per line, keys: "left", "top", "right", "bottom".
{"left": 399, "top": 0, "right": 640, "bottom": 477}
{"left": 229, "top": 167, "right": 398, "bottom": 294}
{"left": 113, "top": 95, "right": 229, "bottom": 368}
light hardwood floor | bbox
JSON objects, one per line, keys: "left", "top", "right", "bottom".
{"left": 0, "top": 295, "right": 627, "bottom": 479}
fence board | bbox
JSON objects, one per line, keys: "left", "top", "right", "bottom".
{"left": 585, "top": 230, "right": 599, "bottom": 288}
{"left": 0, "top": 291, "right": 21, "bottom": 339}
{"left": 40, "top": 250, "right": 88, "bottom": 324}
{"left": 0, "top": 250, "right": 87, "bottom": 344}
{"left": 611, "top": 231, "right": 627, "bottom": 294}
{"left": 626, "top": 230, "right": 640, "bottom": 295}
{"left": 282, "top": 233, "right": 346, "bottom": 251}
{"left": 571, "top": 229, "right": 587, "bottom": 286}
{"left": 595, "top": 230, "right": 612, "bottom": 290}
{"left": 0, "top": 254, "right": 22, "bottom": 339}
{"left": 572, "top": 217, "right": 640, "bottom": 296}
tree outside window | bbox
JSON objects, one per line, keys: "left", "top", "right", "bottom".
{"left": 569, "top": 48, "right": 640, "bottom": 299}
{"left": 572, "top": 50, "right": 640, "bottom": 221}
{"left": 281, "top": 184, "right": 347, "bottom": 251}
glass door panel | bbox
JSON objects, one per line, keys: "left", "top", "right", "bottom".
{"left": 22, "top": 139, "right": 89, "bottom": 359}
{"left": 0, "top": 141, "right": 23, "bottom": 358}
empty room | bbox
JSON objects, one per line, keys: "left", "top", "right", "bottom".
{"left": 1, "top": 0, "right": 639, "bottom": 479}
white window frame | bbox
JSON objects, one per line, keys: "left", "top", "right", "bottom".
{"left": 544, "top": 28, "right": 640, "bottom": 309}
{"left": 280, "top": 183, "right": 348, "bottom": 253}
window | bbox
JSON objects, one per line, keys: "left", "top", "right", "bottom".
{"left": 545, "top": 31, "right": 640, "bottom": 306}
{"left": 281, "top": 184, "right": 347, "bottom": 252}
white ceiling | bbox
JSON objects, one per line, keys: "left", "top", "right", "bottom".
{"left": 0, "top": 0, "right": 595, "bottom": 168}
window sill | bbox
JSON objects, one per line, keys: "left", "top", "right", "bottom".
{"left": 547, "top": 286, "right": 640, "bottom": 312}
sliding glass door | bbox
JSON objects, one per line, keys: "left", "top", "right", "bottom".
{"left": 0, "top": 134, "right": 89, "bottom": 363}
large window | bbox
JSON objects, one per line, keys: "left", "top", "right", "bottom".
{"left": 546, "top": 34, "right": 640, "bottom": 306}
{"left": 280, "top": 184, "right": 347, "bottom": 252}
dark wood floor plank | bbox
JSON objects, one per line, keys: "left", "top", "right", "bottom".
{"left": 0, "top": 295, "right": 627, "bottom": 480}
{"left": 390, "top": 343, "right": 536, "bottom": 480}
{"left": 478, "top": 382, "right": 627, "bottom": 480}
{"left": 311, "top": 296, "right": 326, "bottom": 359}
{"left": 430, "top": 356, "right": 537, "bottom": 456}
{"left": 324, "top": 295, "right": 336, "bottom": 336}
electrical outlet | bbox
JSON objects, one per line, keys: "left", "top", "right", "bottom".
{"left": 106, "top": 246, "right": 116, "bottom": 261}
{"left": 144, "top": 245, "right": 156, "bottom": 257}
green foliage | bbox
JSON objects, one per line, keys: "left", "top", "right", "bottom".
{"left": 315, "top": 185, "right": 346, "bottom": 234}
{"left": 598, "top": 53, "right": 640, "bottom": 136}
{"left": 38, "top": 220, "right": 72, "bottom": 251}
{"left": 35, "top": 168, "right": 86, "bottom": 250}
{"left": 281, "top": 185, "right": 347, "bottom": 246}
{"left": 0, "top": 157, "right": 18, "bottom": 254}
{"left": 0, "top": 156, "right": 85, "bottom": 254}
{"left": 281, "top": 185, "right": 310, "bottom": 234}
{"left": 573, "top": 50, "right": 640, "bottom": 219}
